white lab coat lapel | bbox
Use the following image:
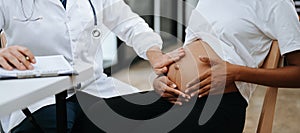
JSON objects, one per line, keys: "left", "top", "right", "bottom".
{"left": 47, "top": 0, "right": 78, "bottom": 12}
{"left": 66, "top": 0, "right": 79, "bottom": 12}
{"left": 48, "top": 0, "right": 65, "bottom": 9}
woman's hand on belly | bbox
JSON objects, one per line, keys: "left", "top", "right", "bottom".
{"left": 185, "top": 57, "right": 238, "bottom": 98}
{"left": 0, "top": 45, "right": 36, "bottom": 70}
{"left": 153, "top": 75, "right": 191, "bottom": 105}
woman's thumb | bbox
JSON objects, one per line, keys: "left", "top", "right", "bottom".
{"left": 199, "top": 56, "right": 210, "bottom": 63}
{"left": 199, "top": 56, "right": 219, "bottom": 65}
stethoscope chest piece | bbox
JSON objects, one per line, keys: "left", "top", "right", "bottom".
{"left": 92, "top": 29, "right": 101, "bottom": 38}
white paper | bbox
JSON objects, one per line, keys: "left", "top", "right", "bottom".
{"left": 0, "top": 55, "right": 75, "bottom": 79}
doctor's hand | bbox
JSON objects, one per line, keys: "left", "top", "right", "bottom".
{"left": 185, "top": 57, "right": 238, "bottom": 98}
{"left": 147, "top": 46, "right": 185, "bottom": 75}
{"left": 0, "top": 45, "right": 36, "bottom": 70}
{"left": 153, "top": 75, "right": 190, "bottom": 105}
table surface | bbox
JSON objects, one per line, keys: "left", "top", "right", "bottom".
{"left": 0, "top": 63, "right": 93, "bottom": 118}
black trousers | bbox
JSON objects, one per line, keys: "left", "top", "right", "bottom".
{"left": 76, "top": 91, "right": 248, "bottom": 133}
{"left": 11, "top": 91, "right": 247, "bottom": 133}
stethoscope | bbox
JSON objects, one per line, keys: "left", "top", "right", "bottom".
{"left": 18, "top": 0, "right": 101, "bottom": 38}
{"left": 87, "top": 0, "right": 101, "bottom": 38}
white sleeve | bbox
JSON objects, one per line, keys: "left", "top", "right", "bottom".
{"left": 0, "top": 0, "right": 5, "bottom": 29}
{"left": 262, "top": 0, "right": 300, "bottom": 55}
{"left": 102, "top": 0, "right": 162, "bottom": 59}
{"left": 184, "top": 4, "right": 217, "bottom": 46}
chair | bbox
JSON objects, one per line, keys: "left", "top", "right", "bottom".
{"left": 256, "top": 41, "right": 283, "bottom": 133}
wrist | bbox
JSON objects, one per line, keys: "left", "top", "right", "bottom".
{"left": 146, "top": 45, "right": 163, "bottom": 61}
{"left": 234, "top": 65, "right": 245, "bottom": 81}
{"left": 146, "top": 45, "right": 162, "bottom": 54}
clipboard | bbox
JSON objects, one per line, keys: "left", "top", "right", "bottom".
{"left": 0, "top": 55, "right": 78, "bottom": 79}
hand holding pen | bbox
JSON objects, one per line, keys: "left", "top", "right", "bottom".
{"left": 0, "top": 45, "right": 36, "bottom": 70}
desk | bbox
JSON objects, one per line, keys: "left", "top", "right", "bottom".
{"left": 0, "top": 62, "right": 93, "bottom": 133}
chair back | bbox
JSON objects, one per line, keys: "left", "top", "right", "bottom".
{"left": 257, "top": 41, "right": 282, "bottom": 133}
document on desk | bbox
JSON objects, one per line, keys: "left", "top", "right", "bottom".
{"left": 0, "top": 55, "right": 77, "bottom": 79}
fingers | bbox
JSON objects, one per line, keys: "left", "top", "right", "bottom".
{"left": 186, "top": 70, "right": 211, "bottom": 90}
{"left": 0, "top": 56, "right": 13, "bottom": 70}
{"left": 185, "top": 76, "right": 211, "bottom": 94}
{"left": 190, "top": 84, "right": 211, "bottom": 98}
{"left": 186, "top": 56, "right": 222, "bottom": 87}
{"left": 0, "top": 45, "right": 35, "bottom": 70}
{"left": 158, "top": 77, "right": 188, "bottom": 98}
{"left": 170, "top": 101, "right": 183, "bottom": 106}
{"left": 166, "top": 97, "right": 188, "bottom": 102}
{"left": 199, "top": 56, "right": 210, "bottom": 63}
{"left": 158, "top": 75, "right": 176, "bottom": 87}
{"left": 166, "top": 47, "right": 185, "bottom": 62}
{"left": 199, "top": 56, "right": 220, "bottom": 66}
{"left": 154, "top": 67, "right": 168, "bottom": 75}
{"left": 17, "top": 46, "right": 36, "bottom": 64}
{"left": 198, "top": 91, "right": 209, "bottom": 98}
{"left": 10, "top": 49, "right": 34, "bottom": 70}
{"left": 6, "top": 55, "right": 26, "bottom": 70}
{"left": 161, "top": 76, "right": 190, "bottom": 99}
{"left": 168, "top": 98, "right": 187, "bottom": 106}
{"left": 164, "top": 87, "right": 190, "bottom": 99}
{"left": 163, "top": 93, "right": 188, "bottom": 102}
{"left": 162, "top": 92, "right": 189, "bottom": 106}
{"left": 154, "top": 76, "right": 190, "bottom": 105}
{"left": 153, "top": 48, "right": 185, "bottom": 75}
{"left": 153, "top": 76, "right": 176, "bottom": 95}
{"left": 158, "top": 87, "right": 185, "bottom": 106}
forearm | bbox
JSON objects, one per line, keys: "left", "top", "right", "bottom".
{"left": 146, "top": 45, "right": 163, "bottom": 61}
{"left": 103, "top": 0, "right": 162, "bottom": 59}
{"left": 236, "top": 65, "right": 300, "bottom": 88}
{"left": 145, "top": 45, "right": 167, "bottom": 74}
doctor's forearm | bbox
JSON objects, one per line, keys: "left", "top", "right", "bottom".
{"left": 146, "top": 45, "right": 164, "bottom": 66}
{"left": 146, "top": 46, "right": 162, "bottom": 59}
{"left": 235, "top": 66, "right": 300, "bottom": 88}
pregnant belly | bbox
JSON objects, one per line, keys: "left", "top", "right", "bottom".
{"left": 167, "top": 40, "right": 238, "bottom": 94}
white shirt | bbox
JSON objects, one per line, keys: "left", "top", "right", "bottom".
{"left": 0, "top": 0, "right": 162, "bottom": 132}
{"left": 185, "top": 0, "right": 300, "bottom": 103}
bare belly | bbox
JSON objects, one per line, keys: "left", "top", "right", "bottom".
{"left": 167, "top": 40, "right": 238, "bottom": 94}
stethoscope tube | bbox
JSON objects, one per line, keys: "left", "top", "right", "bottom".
{"left": 19, "top": 0, "right": 101, "bottom": 37}
{"left": 88, "top": 0, "right": 97, "bottom": 26}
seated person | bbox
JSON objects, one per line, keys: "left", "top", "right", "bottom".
{"left": 76, "top": 40, "right": 248, "bottom": 133}
{"left": 9, "top": 0, "right": 299, "bottom": 132}
{"left": 73, "top": 0, "right": 300, "bottom": 132}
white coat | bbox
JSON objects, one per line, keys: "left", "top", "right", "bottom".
{"left": 0, "top": 0, "right": 162, "bottom": 132}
